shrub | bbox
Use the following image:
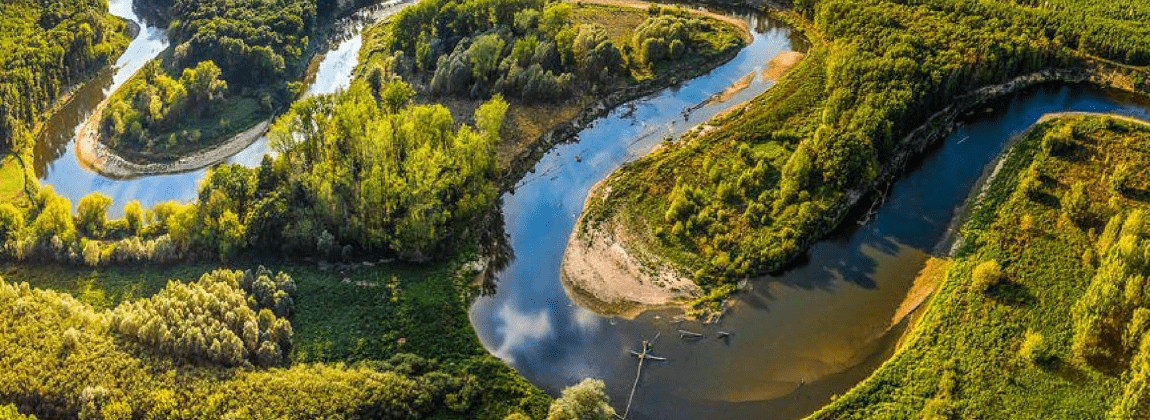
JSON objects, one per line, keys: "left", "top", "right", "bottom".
{"left": 0, "top": 203, "right": 24, "bottom": 242}
{"left": 123, "top": 201, "right": 143, "bottom": 235}
{"left": 1061, "top": 181, "right": 1088, "bottom": 223}
{"left": 971, "top": 260, "right": 1002, "bottom": 293}
{"left": 32, "top": 192, "right": 75, "bottom": 242}
{"left": 1018, "top": 331, "right": 1051, "bottom": 365}
{"left": 545, "top": 378, "right": 614, "bottom": 420}
{"left": 76, "top": 192, "right": 112, "bottom": 238}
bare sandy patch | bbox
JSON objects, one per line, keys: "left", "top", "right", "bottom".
{"left": 762, "top": 51, "right": 804, "bottom": 82}
{"left": 561, "top": 179, "right": 700, "bottom": 317}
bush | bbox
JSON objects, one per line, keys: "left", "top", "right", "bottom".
{"left": 971, "top": 260, "right": 1003, "bottom": 293}
{"left": 32, "top": 191, "right": 75, "bottom": 242}
{"left": 0, "top": 203, "right": 24, "bottom": 242}
{"left": 545, "top": 379, "right": 615, "bottom": 420}
{"left": 1018, "top": 331, "right": 1051, "bottom": 365}
{"left": 76, "top": 192, "right": 112, "bottom": 238}
{"left": 123, "top": 201, "right": 143, "bottom": 235}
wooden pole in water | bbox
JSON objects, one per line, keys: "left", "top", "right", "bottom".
{"left": 622, "top": 333, "right": 663, "bottom": 419}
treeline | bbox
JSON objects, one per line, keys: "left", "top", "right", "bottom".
{"left": 0, "top": 0, "right": 128, "bottom": 153}
{"left": 1, "top": 79, "right": 505, "bottom": 265}
{"left": 899, "top": 0, "right": 1150, "bottom": 66}
{"left": 584, "top": 0, "right": 1148, "bottom": 300}
{"left": 367, "top": 0, "right": 742, "bottom": 102}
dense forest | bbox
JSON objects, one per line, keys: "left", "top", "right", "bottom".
{"left": 580, "top": 0, "right": 1150, "bottom": 308}
{"left": 0, "top": 0, "right": 128, "bottom": 158}
{"left": 97, "top": 0, "right": 317, "bottom": 159}
{"left": 809, "top": 115, "right": 1150, "bottom": 419}
{"left": 370, "top": 0, "right": 741, "bottom": 101}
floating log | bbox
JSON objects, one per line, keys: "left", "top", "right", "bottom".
{"left": 678, "top": 329, "right": 703, "bottom": 339}
{"left": 716, "top": 331, "right": 731, "bottom": 338}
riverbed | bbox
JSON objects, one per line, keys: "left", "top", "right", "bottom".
{"left": 467, "top": 9, "right": 1150, "bottom": 420}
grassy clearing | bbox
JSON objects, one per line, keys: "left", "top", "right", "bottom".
{"left": 0, "top": 155, "right": 32, "bottom": 208}
{"left": 808, "top": 114, "right": 1150, "bottom": 419}
{"left": 3, "top": 247, "right": 549, "bottom": 418}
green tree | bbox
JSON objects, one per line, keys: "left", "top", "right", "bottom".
{"left": 545, "top": 379, "right": 615, "bottom": 420}
{"left": 0, "top": 203, "right": 24, "bottom": 242}
{"left": 76, "top": 192, "right": 112, "bottom": 238}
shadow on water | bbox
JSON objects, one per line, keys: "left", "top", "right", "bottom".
{"left": 468, "top": 8, "right": 1150, "bottom": 418}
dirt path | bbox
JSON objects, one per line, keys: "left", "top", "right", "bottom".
{"left": 572, "top": 0, "right": 753, "bottom": 43}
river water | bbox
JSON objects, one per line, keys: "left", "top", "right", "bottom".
{"left": 32, "top": 0, "right": 390, "bottom": 215}
{"left": 28, "top": 1, "right": 1150, "bottom": 419}
{"left": 467, "top": 10, "right": 1150, "bottom": 420}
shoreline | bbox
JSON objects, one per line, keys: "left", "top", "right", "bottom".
{"left": 76, "top": 115, "right": 270, "bottom": 179}
{"left": 558, "top": 43, "right": 807, "bottom": 317}
{"left": 562, "top": 64, "right": 1150, "bottom": 318}
{"left": 560, "top": 179, "right": 701, "bottom": 318}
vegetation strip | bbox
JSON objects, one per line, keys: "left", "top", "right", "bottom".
{"left": 810, "top": 113, "right": 1150, "bottom": 419}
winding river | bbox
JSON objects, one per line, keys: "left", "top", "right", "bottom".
{"left": 27, "top": 1, "right": 1150, "bottom": 419}
{"left": 31, "top": 0, "right": 392, "bottom": 216}
{"left": 467, "top": 8, "right": 1150, "bottom": 420}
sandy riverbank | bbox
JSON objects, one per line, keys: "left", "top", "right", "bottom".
{"left": 560, "top": 179, "right": 701, "bottom": 318}
{"left": 75, "top": 103, "right": 270, "bottom": 178}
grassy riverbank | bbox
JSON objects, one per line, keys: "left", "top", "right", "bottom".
{"left": 808, "top": 114, "right": 1150, "bottom": 419}
{"left": 568, "top": 0, "right": 1150, "bottom": 312}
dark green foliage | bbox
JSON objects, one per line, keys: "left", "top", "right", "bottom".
{"left": 166, "top": 0, "right": 315, "bottom": 89}
{"left": 0, "top": 0, "right": 128, "bottom": 153}
{"left": 374, "top": 0, "right": 738, "bottom": 103}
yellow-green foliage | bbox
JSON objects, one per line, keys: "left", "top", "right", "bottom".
{"left": 0, "top": 404, "right": 34, "bottom": 420}
{"left": 110, "top": 269, "right": 294, "bottom": 367}
{"left": 0, "top": 275, "right": 474, "bottom": 419}
{"left": 807, "top": 115, "right": 1150, "bottom": 419}
{"left": 587, "top": 0, "right": 1150, "bottom": 294}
